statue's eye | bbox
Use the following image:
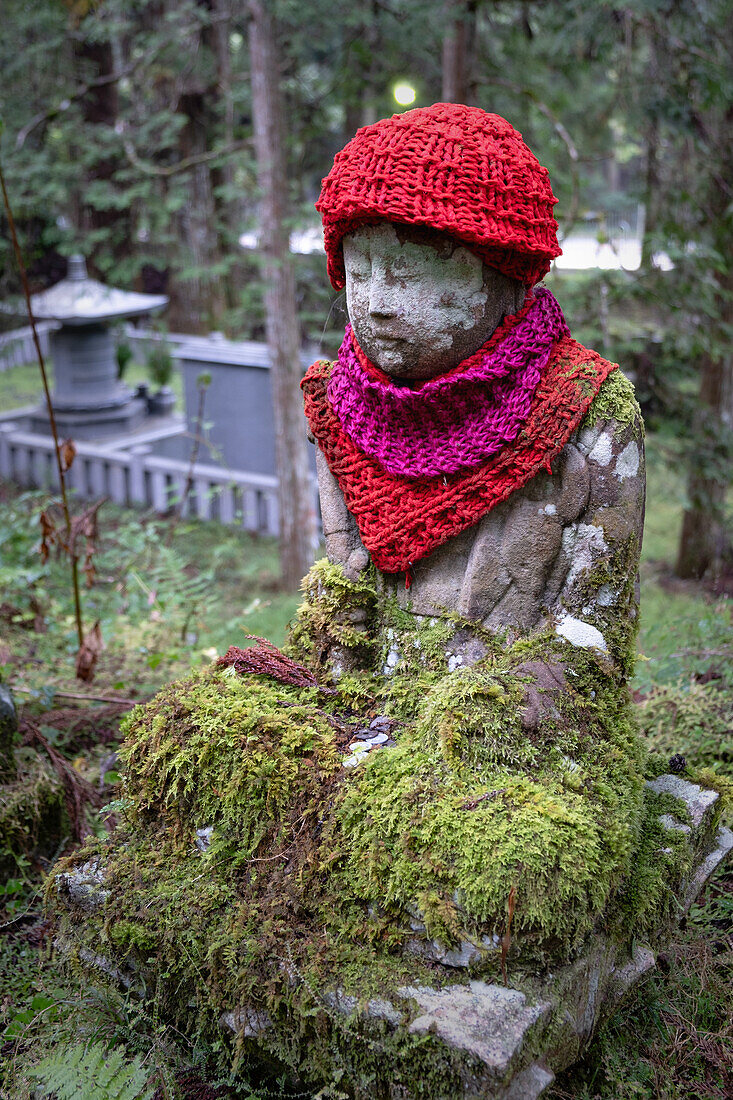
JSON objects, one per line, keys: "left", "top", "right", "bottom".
{"left": 349, "top": 260, "right": 371, "bottom": 280}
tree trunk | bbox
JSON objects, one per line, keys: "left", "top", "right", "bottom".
{"left": 248, "top": 0, "right": 317, "bottom": 589}
{"left": 442, "top": 1, "right": 477, "bottom": 104}
{"left": 170, "top": 87, "right": 228, "bottom": 332}
{"left": 676, "top": 271, "right": 733, "bottom": 580}
{"left": 640, "top": 24, "right": 661, "bottom": 272}
{"left": 71, "top": 35, "right": 133, "bottom": 273}
{"left": 675, "top": 93, "right": 733, "bottom": 581}
{"left": 210, "top": 0, "right": 246, "bottom": 312}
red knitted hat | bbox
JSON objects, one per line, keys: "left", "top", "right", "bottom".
{"left": 317, "top": 103, "right": 561, "bottom": 289}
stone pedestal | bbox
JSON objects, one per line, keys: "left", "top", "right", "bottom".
{"left": 28, "top": 324, "right": 146, "bottom": 438}
{"left": 52, "top": 774, "right": 731, "bottom": 1099}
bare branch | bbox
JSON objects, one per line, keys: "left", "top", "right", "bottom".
{"left": 16, "top": 55, "right": 143, "bottom": 150}
{"left": 120, "top": 129, "right": 250, "bottom": 178}
{"left": 475, "top": 76, "right": 581, "bottom": 240}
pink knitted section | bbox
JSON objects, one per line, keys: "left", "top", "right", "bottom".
{"left": 327, "top": 289, "right": 569, "bottom": 479}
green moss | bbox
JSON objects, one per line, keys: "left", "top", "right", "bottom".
{"left": 288, "top": 558, "right": 378, "bottom": 670}
{"left": 582, "top": 369, "right": 643, "bottom": 436}
{"left": 0, "top": 748, "right": 67, "bottom": 874}
{"left": 614, "top": 789, "right": 693, "bottom": 935}
{"left": 51, "top": 555, "right": 719, "bottom": 1090}
{"left": 569, "top": 534, "right": 642, "bottom": 679}
{"left": 58, "top": 615, "right": 649, "bottom": 989}
{"left": 108, "top": 918, "right": 159, "bottom": 954}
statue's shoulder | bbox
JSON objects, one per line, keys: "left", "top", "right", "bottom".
{"left": 302, "top": 357, "right": 332, "bottom": 391}
{"left": 579, "top": 364, "right": 643, "bottom": 437}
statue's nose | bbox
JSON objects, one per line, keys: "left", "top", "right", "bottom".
{"left": 368, "top": 266, "right": 400, "bottom": 319}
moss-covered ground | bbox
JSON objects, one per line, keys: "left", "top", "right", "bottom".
{"left": 0, "top": 417, "right": 731, "bottom": 1098}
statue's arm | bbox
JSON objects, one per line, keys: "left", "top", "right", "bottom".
{"left": 315, "top": 447, "right": 370, "bottom": 580}
{"left": 550, "top": 402, "right": 646, "bottom": 675}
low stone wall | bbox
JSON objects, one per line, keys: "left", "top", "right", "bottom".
{"left": 0, "top": 321, "right": 58, "bottom": 370}
{"left": 0, "top": 421, "right": 281, "bottom": 535}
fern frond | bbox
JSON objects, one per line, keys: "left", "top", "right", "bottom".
{"left": 27, "top": 1041, "right": 155, "bottom": 1100}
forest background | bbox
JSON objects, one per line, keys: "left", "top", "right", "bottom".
{"left": 0, "top": 1, "right": 731, "bottom": 1099}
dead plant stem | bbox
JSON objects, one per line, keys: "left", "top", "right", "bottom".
{"left": 0, "top": 159, "right": 84, "bottom": 648}
{"left": 167, "top": 376, "right": 208, "bottom": 544}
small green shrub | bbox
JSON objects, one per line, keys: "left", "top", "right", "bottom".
{"left": 145, "top": 342, "right": 173, "bottom": 389}
{"left": 115, "top": 343, "right": 134, "bottom": 381}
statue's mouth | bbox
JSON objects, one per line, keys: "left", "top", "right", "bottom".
{"left": 372, "top": 333, "right": 406, "bottom": 345}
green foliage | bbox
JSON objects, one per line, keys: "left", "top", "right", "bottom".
{"left": 144, "top": 341, "right": 174, "bottom": 389}
{"left": 0, "top": 482, "right": 299, "bottom": 697}
{"left": 28, "top": 1042, "right": 154, "bottom": 1100}
{"left": 115, "top": 342, "right": 134, "bottom": 381}
{"left": 637, "top": 680, "right": 733, "bottom": 778}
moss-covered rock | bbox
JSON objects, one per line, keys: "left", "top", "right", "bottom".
{"left": 0, "top": 683, "right": 18, "bottom": 782}
{"left": 48, "top": 556, "right": 731, "bottom": 1093}
{"left": 1, "top": 747, "right": 67, "bottom": 875}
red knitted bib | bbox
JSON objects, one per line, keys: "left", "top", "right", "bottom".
{"left": 303, "top": 337, "right": 617, "bottom": 575}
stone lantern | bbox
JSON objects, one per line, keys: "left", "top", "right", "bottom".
{"left": 28, "top": 255, "right": 168, "bottom": 438}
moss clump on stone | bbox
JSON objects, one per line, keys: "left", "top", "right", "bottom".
{"left": 52, "top": 556, "right": 705, "bottom": 1088}
{"left": 330, "top": 640, "right": 646, "bottom": 958}
{"left": 288, "top": 557, "right": 378, "bottom": 669}
{"left": 582, "top": 369, "right": 643, "bottom": 436}
{"left": 57, "top": 564, "right": 652, "bottom": 969}
{"left": 1, "top": 748, "right": 68, "bottom": 875}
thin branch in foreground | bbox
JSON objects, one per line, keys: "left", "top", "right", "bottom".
{"left": 0, "top": 155, "right": 84, "bottom": 651}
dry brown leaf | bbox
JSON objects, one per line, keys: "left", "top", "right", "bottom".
{"left": 501, "top": 883, "right": 517, "bottom": 985}
{"left": 60, "top": 438, "right": 76, "bottom": 472}
{"left": 75, "top": 620, "right": 104, "bottom": 682}
{"left": 39, "top": 509, "right": 56, "bottom": 563}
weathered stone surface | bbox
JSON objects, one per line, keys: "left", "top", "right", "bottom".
{"left": 501, "top": 1063, "right": 555, "bottom": 1100}
{"left": 646, "top": 774, "right": 719, "bottom": 833}
{"left": 55, "top": 859, "right": 110, "bottom": 912}
{"left": 221, "top": 1006, "right": 273, "bottom": 1038}
{"left": 343, "top": 224, "right": 525, "bottom": 381}
{"left": 398, "top": 982, "right": 552, "bottom": 1072}
{"left": 683, "top": 826, "right": 733, "bottom": 909}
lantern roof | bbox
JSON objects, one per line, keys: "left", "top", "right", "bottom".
{"left": 29, "top": 255, "right": 168, "bottom": 326}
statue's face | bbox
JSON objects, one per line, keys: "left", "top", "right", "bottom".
{"left": 343, "top": 222, "right": 525, "bottom": 381}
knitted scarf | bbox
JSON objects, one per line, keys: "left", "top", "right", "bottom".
{"left": 327, "top": 289, "right": 567, "bottom": 478}
{"left": 303, "top": 294, "right": 618, "bottom": 576}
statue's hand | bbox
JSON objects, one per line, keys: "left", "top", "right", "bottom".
{"left": 512, "top": 659, "right": 568, "bottom": 733}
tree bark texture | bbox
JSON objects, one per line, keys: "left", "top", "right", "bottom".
{"left": 442, "top": 1, "right": 477, "bottom": 105}
{"left": 248, "top": 0, "right": 317, "bottom": 589}
{"left": 676, "top": 269, "right": 733, "bottom": 580}
{"left": 675, "top": 94, "right": 733, "bottom": 581}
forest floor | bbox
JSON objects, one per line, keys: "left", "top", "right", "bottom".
{"left": 0, "top": 429, "right": 731, "bottom": 1099}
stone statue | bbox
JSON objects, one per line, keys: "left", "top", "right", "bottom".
{"left": 51, "top": 104, "right": 730, "bottom": 1100}
{"left": 303, "top": 104, "right": 645, "bottom": 700}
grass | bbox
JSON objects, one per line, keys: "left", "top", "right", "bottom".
{"left": 0, "top": 357, "right": 184, "bottom": 413}
{"left": 0, "top": 428, "right": 730, "bottom": 1099}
